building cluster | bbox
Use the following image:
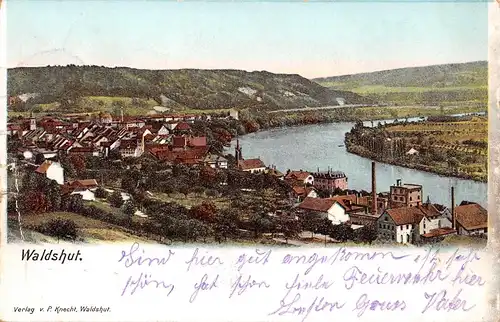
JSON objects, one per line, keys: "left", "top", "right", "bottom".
{"left": 291, "top": 161, "right": 488, "bottom": 245}
{"left": 8, "top": 114, "right": 233, "bottom": 167}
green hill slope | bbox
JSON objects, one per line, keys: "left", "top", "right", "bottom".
{"left": 314, "top": 61, "right": 487, "bottom": 106}
{"left": 7, "top": 66, "right": 372, "bottom": 114}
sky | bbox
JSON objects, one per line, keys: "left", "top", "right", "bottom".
{"left": 6, "top": 0, "right": 488, "bottom": 79}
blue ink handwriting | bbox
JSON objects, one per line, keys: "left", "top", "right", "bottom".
{"left": 189, "top": 274, "right": 219, "bottom": 303}
{"left": 185, "top": 248, "right": 224, "bottom": 272}
{"left": 118, "top": 243, "right": 175, "bottom": 268}
{"left": 269, "top": 292, "right": 345, "bottom": 322}
{"left": 121, "top": 272, "right": 175, "bottom": 296}
{"left": 282, "top": 273, "right": 333, "bottom": 300}
{"left": 422, "top": 289, "right": 475, "bottom": 313}
{"left": 235, "top": 249, "right": 272, "bottom": 271}
{"left": 353, "top": 293, "right": 406, "bottom": 317}
{"left": 343, "top": 263, "right": 449, "bottom": 290}
{"left": 282, "top": 247, "right": 410, "bottom": 275}
{"left": 229, "top": 274, "right": 270, "bottom": 298}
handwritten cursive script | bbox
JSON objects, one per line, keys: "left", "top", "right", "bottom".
{"left": 118, "top": 243, "right": 175, "bottom": 268}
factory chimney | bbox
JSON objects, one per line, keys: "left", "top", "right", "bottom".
{"left": 371, "top": 161, "right": 377, "bottom": 216}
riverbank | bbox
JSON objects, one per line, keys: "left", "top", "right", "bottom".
{"left": 344, "top": 116, "right": 488, "bottom": 183}
{"left": 346, "top": 144, "right": 487, "bottom": 183}
{"left": 243, "top": 104, "right": 486, "bottom": 133}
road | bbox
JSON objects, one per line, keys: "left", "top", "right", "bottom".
{"left": 267, "top": 104, "right": 373, "bottom": 114}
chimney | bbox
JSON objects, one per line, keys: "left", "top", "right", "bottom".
{"left": 371, "top": 161, "right": 377, "bottom": 216}
{"left": 451, "top": 186, "right": 456, "bottom": 229}
{"left": 396, "top": 179, "right": 402, "bottom": 186}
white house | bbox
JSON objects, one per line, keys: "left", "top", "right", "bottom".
{"left": 158, "top": 125, "right": 170, "bottom": 136}
{"left": 203, "top": 154, "right": 228, "bottom": 169}
{"left": 285, "top": 170, "right": 314, "bottom": 185}
{"left": 237, "top": 159, "right": 266, "bottom": 174}
{"left": 70, "top": 188, "right": 95, "bottom": 201}
{"left": 298, "top": 197, "right": 349, "bottom": 225}
{"left": 35, "top": 160, "right": 64, "bottom": 185}
{"left": 406, "top": 148, "right": 419, "bottom": 156}
{"left": 378, "top": 204, "right": 451, "bottom": 244}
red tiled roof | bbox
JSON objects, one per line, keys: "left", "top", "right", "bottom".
{"left": 68, "top": 179, "right": 98, "bottom": 188}
{"left": 385, "top": 207, "right": 424, "bottom": 226}
{"left": 237, "top": 159, "right": 265, "bottom": 170}
{"left": 385, "top": 204, "right": 440, "bottom": 226}
{"left": 292, "top": 186, "right": 306, "bottom": 195}
{"left": 35, "top": 161, "right": 52, "bottom": 174}
{"left": 187, "top": 136, "right": 207, "bottom": 147}
{"left": 285, "top": 171, "right": 311, "bottom": 181}
{"left": 421, "top": 227, "right": 456, "bottom": 238}
{"left": 172, "top": 136, "right": 187, "bottom": 147}
{"left": 175, "top": 122, "right": 192, "bottom": 131}
{"left": 455, "top": 203, "right": 488, "bottom": 231}
{"left": 298, "top": 197, "right": 342, "bottom": 213}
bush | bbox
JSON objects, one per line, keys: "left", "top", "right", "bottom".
{"left": 122, "top": 200, "right": 136, "bottom": 216}
{"left": 38, "top": 218, "right": 78, "bottom": 241}
{"left": 94, "top": 187, "right": 108, "bottom": 199}
{"left": 108, "top": 191, "right": 124, "bottom": 208}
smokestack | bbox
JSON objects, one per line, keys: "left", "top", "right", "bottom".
{"left": 371, "top": 161, "right": 377, "bottom": 216}
{"left": 451, "top": 186, "right": 456, "bottom": 229}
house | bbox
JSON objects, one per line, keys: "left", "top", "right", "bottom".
{"left": 174, "top": 121, "right": 192, "bottom": 133}
{"left": 237, "top": 159, "right": 266, "bottom": 173}
{"left": 297, "top": 197, "right": 349, "bottom": 225}
{"left": 389, "top": 179, "right": 423, "bottom": 208}
{"left": 285, "top": 170, "right": 314, "bottom": 186}
{"left": 70, "top": 188, "right": 95, "bottom": 201}
{"left": 312, "top": 170, "right": 348, "bottom": 192}
{"left": 454, "top": 203, "right": 488, "bottom": 236}
{"left": 291, "top": 186, "right": 318, "bottom": 203}
{"left": 202, "top": 154, "right": 228, "bottom": 169}
{"left": 35, "top": 160, "right": 64, "bottom": 185}
{"left": 377, "top": 204, "right": 451, "bottom": 244}
{"left": 406, "top": 148, "right": 419, "bottom": 156}
{"left": 119, "top": 139, "right": 144, "bottom": 158}
{"left": 68, "top": 179, "right": 99, "bottom": 190}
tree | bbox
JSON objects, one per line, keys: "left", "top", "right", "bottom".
{"left": 277, "top": 216, "right": 301, "bottom": 244}
{"left": 213, "top": 209, "right": 239, "bottom": 242}
{"left": 69, "top": 154, "right": 86, "bottom": 176}
{"left": 108, "top": 191, "right": 124, "bottom": 208}
{"left": 298, "top": 214, "right": 323, "bottom": 238}
{"left": 46, "top": 180, "right": 62, "bottom": 211}
{"left": 67, "top": 194, "right": 84, "bottom": 212}
{"left": 189, "top": 201, "right": 217, "bottom": 223}
{"left": 356, "top": 225, "right": 378, "bottom": 244}
{"left": 122, "top": 200, "right": 136, "bottom": 216}
{"left": 94, "top": 187, "right": 108, "bottom": 199}
{"left": 329, "top": 223, "right": 355, "bottom": 242}
{"left": 39, "top": 218, "right": 78, "bottom": 241}
{"left": 317, "top": 217, "right": 334, "bottom": 245}
{"left": 20, "top": 191, "right": 48, "bottom": 214}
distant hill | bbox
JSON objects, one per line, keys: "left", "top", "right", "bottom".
{"left": 314, "top": 61, "right": 487, "bottom": 89}
{"left": 314, "top": 61, "right": 488, "bottom": 106}
{"left": 7, "top": 66, "right": 372, "bottom": 113}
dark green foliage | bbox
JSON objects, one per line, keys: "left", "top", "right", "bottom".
{"left": 38, "top": 218, "right": 78, "bottom": 241}
{"left": 108, "top": 191, "right": 124, "bottom": 208}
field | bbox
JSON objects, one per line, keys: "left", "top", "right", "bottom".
{"left": 12, "top": 212, "right": 152, "bottom": 243}
{"left": 386, "top": 116, "right": 487, "bottom": 154}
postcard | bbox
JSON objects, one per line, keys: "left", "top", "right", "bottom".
{"left": 0, "top": 0, "right": 498, "bottom": 321}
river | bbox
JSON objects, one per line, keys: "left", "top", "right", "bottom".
{"left": 230, "top": 113, "right": 487, "bottom": 208}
